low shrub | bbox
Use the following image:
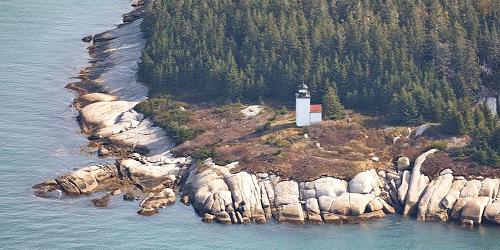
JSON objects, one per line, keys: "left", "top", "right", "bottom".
{"left": 277, "top": 106, "right": 288, "bottom": 116}
{"left": 192, "top": 146, "right": 216, "bottom": 161}
{"left": 425, "top": 140, "right": 448, "bottom": 151}
{"left": 256, "top": 121, "right": 272, "bottom": 133}
{"left": 134, "top": 96, "right": 201, "bottom": 144}
{"left": 265, "top": 136, "right": 290, "bottom": 147}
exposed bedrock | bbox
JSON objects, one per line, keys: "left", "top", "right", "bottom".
{"left": 77, "top": 93, "right": 118, "bottom": 106}
{"left": 403, "top": 149, "right": 436, "bottom": 215}
{"left": 178, "top": 147, "right": 500, "bottom": 225}
{"left": 34, "top": 0, "right": 180, "bottom": 216}
{"left": 34, "top": 143, "right": 500, "bottom": 226}
{"left": 33, "top": 165, "right": 118, "bottom": 196}
{"left": 33, "top": 152, "right": 191, "bottom": 215}
{"left": 182, "top": 159, "right": 392, "bottom": 224}
{"left": 138, "top": 188, "right": 176, "bottom": 215}
{"left": 78, "top": 99, "right": 173, "bottom": 155}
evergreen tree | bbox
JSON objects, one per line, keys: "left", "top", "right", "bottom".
{"left": 393, "top": 90, "right": 422, "bottom": 125}
{"left": 138, "top": 0, "right": 499, "bottom": 129}
{"left": 322, "top": 86, "right": 345, "bottom": 120}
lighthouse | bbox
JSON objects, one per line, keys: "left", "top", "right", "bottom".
{"left": 295, "top": 82, "right": 322, "bottom": 127}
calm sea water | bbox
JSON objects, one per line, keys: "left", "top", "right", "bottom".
{"left": 0, "top": 1, "right": 499, "bottom": 249}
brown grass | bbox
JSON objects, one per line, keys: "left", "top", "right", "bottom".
{"left": 421, "top": 152, "right": 500, "bottom": 178}
{"left": 172, "top": 104, "right": 491, "bottom": 182}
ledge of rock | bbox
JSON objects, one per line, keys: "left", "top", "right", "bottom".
{"left": 77, "top": 93, "right": 118, "bottom": 107}
{"left": 79, "top": 101, "right": 138, "bottom": 134}
{"left": 138, "top": 188, "right": 176, "bottom": 215}
{"left": 32, "top": 164, "right": 117, "bottom": 197}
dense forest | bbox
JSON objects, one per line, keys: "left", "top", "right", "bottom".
{"left": 138, "top": 0, "right": 500, "bottom": 164}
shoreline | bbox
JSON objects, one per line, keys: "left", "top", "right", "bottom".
{"left": 32, "top": 0, "right": 500, "bottom": 227}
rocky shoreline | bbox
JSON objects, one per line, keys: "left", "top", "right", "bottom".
{"left": 33, "top": 0, "right": 500, "bottom": 227}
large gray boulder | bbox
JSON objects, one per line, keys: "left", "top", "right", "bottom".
{"left": 397, "top": 170, "right": 411, "bottom": 204}
{"left": 418, "top": 174, "right": 453, "bottom": 221}
{"left": 460, "top": 197, "right": 490, "bottom": 224}
{"left": 184, "top": 162, "right": 234, "bottom": 215}
{"left": 349, "top": 171, "right": 376, "bottom": 194}
{"left": 305, "top": 198, "right": 323, "bottom": 223}
{"left": 225, "top": 172, "right": 266, "bottom": 222}
{"left": 139, "top": 188, "right": 176, "bottom": 210}
{"left": 349, "top": 193, "right": 375, "bottom": 215}
{"left": 426, "top": 174, "right": 453, "bottom": 220}
{"left": 483, "top": 199, "right": 500, "bottom": 224}
{"left": 313, "top": 177, "right": 347, "bottom": 197}
{"left": 366, "top": 197, "right": 384, "bottom": 212}
{"left": 460, "top": 180, "right": 482, "bottom": 198}
{"left": 397, "top": 157, "right": 410, "bottom": 170}
{"left": 330, "top": 193, "right": 350, "bottom": 215}
{"left": 276, "top": 203, "right": 305, "bottom": 224}
{"left": 121, "top": 159, "right": 178, "bottom": 190}
{"left": 54, "top": 165, "right": 114, "bottom": 195}
{"left": 318, "top": 195, "right": 334, "bottom": 212}
{"left": 305, "top": 198, "right": 321, "bottom": 214}
{"left": 273, "top": 180, "right": 303, "bottom": 223}
{"left": 274, "top": 181, "right": 300, "bottom": 206}
{"left": 417, "top": 180, "right": 437, "bottom": 221}
{"left": 479, "top": 178, "right": 499, "bottom": 199}
{"left": 442, "top": 179, "right": 467, "bottom": 209}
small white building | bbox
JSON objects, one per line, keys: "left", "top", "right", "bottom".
{"left": 479, "top": 96, "right": 498, "bottom": 117}
{"left": 295, "top": 83, "right": 322, "bottom": 127}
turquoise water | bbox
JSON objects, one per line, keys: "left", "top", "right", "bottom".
{"left": 0, "top": 1, "right": 499, "bottom": 249}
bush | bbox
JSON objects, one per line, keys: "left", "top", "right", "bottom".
{"left": 277, "top": 106, "right": 288, "bottom": 116}
{"left": 154, "top": 109, "right": 194, "bottom": 127}
{"left": 214, "top": 103, "right": 245, "bottom": 120}
{"left": 265, "top": 136, "right": 290, "bottom": 147}
{"left": 256, "top": 121, "right": 272, "bottom": 133}
{"left": 192, "top": 146, "right": 216, "bottom": 161}
{"left": 457, "top": 140, "right": 500, "bottom": 168}
{"left": 425, "top": 140, "right": 448, "bottom": 151}
{"left": 134, "top": 96, "right": 201, "bottom": 144}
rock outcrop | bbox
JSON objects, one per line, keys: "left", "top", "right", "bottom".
{"left": 460, "top": 197, "right": 490, "bottom": 225}
{"left": 416, "top": 174, "right": 453, "bottom": 221}
{"left": 403, "top": 149, "right": 436, "bottom": 215}
{"left": 80, "top": 101, "right": 139, "bottom": 134}
{"left": 120, "top": 159, "right": 180, "bottom": 190}
{"left": 33, "top": 152, "right": 190, "bottom": 214}
{"left": 33, "top": 165, "right": 117, "bottom": 196}
{"left": 349, "top": 171, "right": 376, "bottom": 194}
{"left": 77, "top": 93, "right": 118, "bottom": 106}
{"left": 460, "top": 180, "right": 482, "bottom": 198}
{"left": 138, "top": 188, "right": 176, "bottom": 215}
{"left": 180, "top": 159, "right": 395, "bottom": 224}
{"left": 484, "top": 199, "right": 500, "bottom": 224}
{"left": 442, "top": 179, "right": 467, "bottom": 210}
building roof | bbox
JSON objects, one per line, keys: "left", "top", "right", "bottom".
{"left": 310, "top": 104, "right": 322, "bottom": 113}
{"left": 299, "top": 82, "right": 308, "bottom": 90}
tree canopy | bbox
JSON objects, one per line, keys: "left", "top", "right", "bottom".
{"left": 138, "top": 0, "right": 500, "bottom": 166}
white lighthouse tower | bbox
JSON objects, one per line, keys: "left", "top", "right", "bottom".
{"left": 295, "top": 82, "right": 322, "bottom": 127}
{"left": 295, "top": 82, "right": 311, "bottom": 126}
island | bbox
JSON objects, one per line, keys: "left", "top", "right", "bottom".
{"left": 33, "top": 0, "right": 500, "bottom": 227}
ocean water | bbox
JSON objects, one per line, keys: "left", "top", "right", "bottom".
{"left": 0, "top": 1, "right": 499, "bottom": 249}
